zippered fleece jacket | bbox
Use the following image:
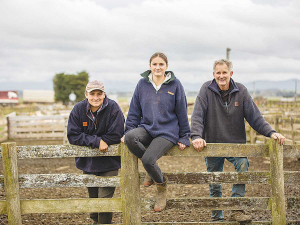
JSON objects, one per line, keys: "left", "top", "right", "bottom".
{"left": 191, "top": 79, "right": 275, "bottom": 143}
{"left": 67, "top": 97, "right": 125, "bottom": 173}
{"left": 125, "top": 70, "right": 190, "bottom": 146}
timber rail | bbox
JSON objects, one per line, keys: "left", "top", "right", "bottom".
{"left": 0, "top": 141, "right": 300, "bottom": 224}
{"left": 247, "top": 116, "right": 300, "bottom": 145}
{"left": 1, "top": 113, "right": 300, "bottom": 144}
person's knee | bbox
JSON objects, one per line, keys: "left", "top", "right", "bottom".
{"left": 206, "top": 158, "right": 223, "bottom": 172}
{"left": 207, "top": 163, "right": 223, "bottom": 172}
{"left": 211, "top": 189, "right": 221, "bottom": 196}
{"left": 124, "top": 131, "right": 139, "bottom": 147}
{"left": 210, "top": 185, "right": 222, "bottom": 196}
{"left": 236, "top": 158, "right": 249, "bottom": 172}
{"left": 98, "top": 187, "right": 115, "bottom": 198}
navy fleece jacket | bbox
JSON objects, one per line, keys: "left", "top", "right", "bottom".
{"left": 191, "top": 79, "right": 275, "bottom": 143}
{"left": 125, "top": 70, "right": 190, "bottom": 146}
{"left": 67, "top": 97, "right": 125, "bottom": 172}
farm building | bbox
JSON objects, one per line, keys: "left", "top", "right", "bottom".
{"left": 0, "top": 91, "right": 19, "bottom": 104}
{"left": 23, "top": 90, "right": 55, "bottom": 103}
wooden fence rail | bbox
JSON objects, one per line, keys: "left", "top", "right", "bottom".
{"left": 246, "top": 116, "right": 300, "bottom": 145}
{"left": 2, "top": 113, "right": 300, "bottom": 145}
{"left": 0, "top": 118, "right": 8, "bottom": 142}
{"left": 7, "top": 115, "right": 66, "bottom": 140}
{"left": 0, "top": 141, "right": 300, "bottom": 224}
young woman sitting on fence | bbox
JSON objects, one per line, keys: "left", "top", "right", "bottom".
{"left": 121, "top": 52, "right": 191, "bottom": 211}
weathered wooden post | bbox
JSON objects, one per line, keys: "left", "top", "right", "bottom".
{"left": 250, "top": 127, "right": 256, "bottom": 144}
{"left": 63, "top": 117, "right": 68, "bottom": 145}
{"left": 291, "top": 117, "right": 295, "bottom": 144}
{"left": 1, "top": 142, "right": 22, "bottom": 225}
{"left": 269, "top": 139, "right": 286, "bottom": 224}
{"left": 6, "top": 117, "right": 10, "bottom": 140}
{"left": 120, "top": 142, "right": 141, "bottom": 225}
{"left": 274, "top": 116, "right": 279, "bottom": 134}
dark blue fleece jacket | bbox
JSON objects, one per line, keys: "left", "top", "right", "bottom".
{"left": 191, "top": 78, "right": 276, "bottom": 143}
{"left": 67, "top": 96, "right": 125, "bottom": 173}
{"left": 125, "top": 70, "right": 190, "bottom": 146}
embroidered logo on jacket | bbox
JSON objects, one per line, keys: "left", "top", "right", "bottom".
{"left": 83, "top": 122, "right": 88, "bottom": 126}
{"left": 235, "top": 102, "right": 239, "bottom": 106}
{"left": 168, "top": 91, "right": 174, "bottom": 95}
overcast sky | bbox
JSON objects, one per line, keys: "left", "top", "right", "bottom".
{"left": 0, "top": 0, "right": 299, "bottom": 91}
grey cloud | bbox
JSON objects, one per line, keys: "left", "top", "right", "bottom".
{"left": 0, "top": 0, "right": 299, "bottom": 90}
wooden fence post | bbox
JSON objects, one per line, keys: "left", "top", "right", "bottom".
{"left": 250, "top": 127, "right": 256, "bottom": 144}
{"left": 63, "top": 117, "right": 68, "bottom": 145}
{"left": 274, "top": 116, "right": 280, "bottom": 133}
{"left": 120, "top": 143, "right": 141, "bottom": 225}
{"left": 1, "top": 142, "right": 22, "bottom": 225}
{"left": 291, "top": 117, "right": 295, "bottom": 144}
{"left": 6, "top": 117, "right": 10, "bottom": 140}
{"left": 269, "top": 139, "right": 286, "bottom": 225}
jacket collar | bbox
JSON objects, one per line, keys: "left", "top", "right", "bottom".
{"left": 85, "top": 95, "right": 108, "bottom": 113}
{"left": 140, "top": 70, "right": 176, "bottom": 84}
{"left": 208, "top": 78, "right": 239, "bottom": 95}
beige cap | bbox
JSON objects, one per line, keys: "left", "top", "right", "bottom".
{"left": 85, "top": 80, "right": 105, "bottom": 93}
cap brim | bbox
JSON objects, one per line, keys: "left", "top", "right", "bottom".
{"left": 86, "top": 88, "right": 105, "bottom": 93}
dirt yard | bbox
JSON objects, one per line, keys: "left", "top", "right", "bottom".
{"left": 0, "top": 139, "right": 299, "bottom": 224}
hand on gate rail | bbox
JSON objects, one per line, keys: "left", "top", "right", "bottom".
{"left": 270, "top": 132, "right": 286, "bottom": 145}
{"left": 192, "top": 138, "right": 207, "bottom": 152}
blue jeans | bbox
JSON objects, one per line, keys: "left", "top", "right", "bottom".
{"left": 205, "top": 157, "right": 249, "bottom": 221}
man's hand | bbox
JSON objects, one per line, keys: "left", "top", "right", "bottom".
{"left": 120, "top": 135, "right": 125, "bottom": 143}
{"left": 270, "top": 132, "right": 286, "bottom": 145}
{"left": 192, "top": 138, "right": 206, "bottom": 152}
{"left": 99, "top": 139, "right": 109, "bottom": 152}
{"left": 177, "top": 142, "right": 187, "bottom": 150}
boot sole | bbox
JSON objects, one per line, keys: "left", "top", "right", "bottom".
{"left": 144, "top": 181, "right": 154, "bottom": 187}
{"left": 154, "top": 206, "right": 166, "bottom": 211}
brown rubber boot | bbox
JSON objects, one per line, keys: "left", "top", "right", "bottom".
{"left": 144, "top": 172, "right": 154, "bottom": 187}
{"left": 228, "top": 210, "right": 252, "bottom": 222}
{"left": 154, "top": 175, "right": 168, "bottom": 212}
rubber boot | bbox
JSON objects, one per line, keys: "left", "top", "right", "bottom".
{"left": 154, "top": 175, "right": 168, "bottom": 212}
{"left": 144, "top": 172, "right": 154, "bottom": 187}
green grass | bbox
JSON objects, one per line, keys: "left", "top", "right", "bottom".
{"left": 0, "top": 104, "right": 38, "bottom": 117}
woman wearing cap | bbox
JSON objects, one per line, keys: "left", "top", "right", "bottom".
{"left": 121, "top": 52, "right": 190, "bottom": 212}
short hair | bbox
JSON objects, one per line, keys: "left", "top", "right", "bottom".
{"left": 149, "top": 52, "right": 168, "bottom": 64}
{"left": 213, "top": 59, "right": 233, "bottom": 72}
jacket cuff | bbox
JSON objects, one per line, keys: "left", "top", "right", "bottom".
{"left": 178, "top": 137, "right": 190, "bottom": 147}
{"left": 94, "top": 136, "right": 102, "bottom": 149}
{"left": 191, "top": 135, "right": 202, "bottom": 141}
{"left": 268, "top": 131, "right": 276, "bottom": 138}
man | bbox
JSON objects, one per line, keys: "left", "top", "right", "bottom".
{"left": 67, "top": 80, "right": 124, "bottom": 224}
{"left": 191, "top": 59, "right": 285, "bottom": 222}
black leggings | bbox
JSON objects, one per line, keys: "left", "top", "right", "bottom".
{"left": 125, "top": 127, "right": 174, "bottom": 183}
